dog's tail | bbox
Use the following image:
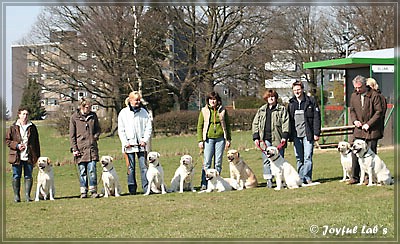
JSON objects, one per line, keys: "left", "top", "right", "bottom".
{"left": 301, "top": 182, "right": 321, "bottom": 187}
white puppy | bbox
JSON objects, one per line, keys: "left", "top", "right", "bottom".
{"left": 169, "top": 155, "right": 196, "bottom": 193}
{"left": 352, "top": 139, "right": 393, "bottom": 186}
{"left": 34, "top": 157, "right": 55, "bottom": 201}
{"left": 100, "top": 156, "right": 122, "bottom": 197}
{"left": 337, "top": 141, "right": 353, "bottom": 182}
{"left": 265, "top": 147, "right": 302, "bottom": 190}
{"left": 201, "top": 168, "right": 238, "bottom": 193}
{"left": 227, "top": 149, "right": 258, "bottom": 190}
{"left": 144, "top": 152, "right": 167, "bottom": 195}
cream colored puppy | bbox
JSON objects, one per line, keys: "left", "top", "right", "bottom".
{"left": 35, "top": 157, "right": 55, "bottom": 201}
{"left": 227, "top": 149, "right": 258, "bottom": 190}
{"left": 352, "top": 139, "right": 393, "bottom": 186}
{"left": 170, "top": 155, "right": 196, "bottom": 193}
{"left": 200, "top": 168, "right": 238, "bottom": 193}
{"left": 265, "top": 147, "right": 302, "bottom": 190}
{"left": 100, "top": 156, "right": 122, "bottom": 197}
{"left": 337, "top": 141, "right": 353, "bottom": 182}
{"left": 144, "top": 152, "right": 167, "bottom": 195}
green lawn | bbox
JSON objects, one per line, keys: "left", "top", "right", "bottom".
{"left": 3, "top": 122, "right": 397, "bottom": 240}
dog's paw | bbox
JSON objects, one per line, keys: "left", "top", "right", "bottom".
{"left": 274, "top": 188, "right": 281, "bottom": 191}
{"left": 50, "top": 198, "right": 55, "bottom": 201}
{"left": 357, "top": 183, "right": 363, "bottom": 185}
{"left": 191, "top": 189, "right": 196, "bottom": 192}
{"left": 367, "top": 183, "right": 376, "bottom": 187}
{"left": 179, "top": 191, "right": 184, "bottom": 193}
{"left": 35, "top": 198, "right": 39, "bottom": 201}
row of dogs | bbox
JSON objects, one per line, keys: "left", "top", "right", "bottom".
{"left": 32, "top": 139, "right": 393, "bottom": 201}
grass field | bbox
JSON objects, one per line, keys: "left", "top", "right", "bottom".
{"left": 3, "top": 121, "right": 397, "bottom": 241}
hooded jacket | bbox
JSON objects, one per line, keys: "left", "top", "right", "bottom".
{"left": 69, "top": 110, "right": 101, "bottom": 163}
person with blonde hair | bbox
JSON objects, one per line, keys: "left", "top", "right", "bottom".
{"left": 118, "top": 91, "right": 152, "bottom": 195}
{"left": 366, "top": 78, "right": 387, "bottom": 136}
{"left": 69, "top": 98, "right": 101, "bottom": 198}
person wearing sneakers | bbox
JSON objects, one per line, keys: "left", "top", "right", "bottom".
{"left": 6, "top": 107, "right": 41, "bottom": 202}
{"left": 69, "top": 98, "right": 102, "bottom": 198}
{"left": 287, "top": 81, "right": 321, "bottom": 185}
{"left": 252, "top": 89, "right": 289, "bottom": 188}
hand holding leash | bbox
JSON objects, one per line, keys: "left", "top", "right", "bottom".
{"left": 277, "top": 140, "right": 286, "bottom": 151}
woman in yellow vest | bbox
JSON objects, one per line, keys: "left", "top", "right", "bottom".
{"left": 197, "top": 91, "right": 232, "bottom": 190}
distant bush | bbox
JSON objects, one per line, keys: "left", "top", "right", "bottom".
{"left": 153, "top": 109, "right": 258, "bottom": 136}
{"left": 234, "top": 96, "right": 264, "bottom": 109}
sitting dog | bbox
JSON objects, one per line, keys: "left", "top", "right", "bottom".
{"left": 34, "top": 157, "right": 55, "bottom": 201}
{"left": 169, "top": 155, "right": 196, "bottom": 193}
{"left": 144, "top": 152, "right": 167, "bottom": 195}
{"left": 227, "top": 149, "right": 258, "bottom": 190}
{"left": 100, "top": 156, "right": 122, "bottom": 197}
{"left": 265, "top": 147, "right": 302, "bottom": 190}
{"left": 337, "top": 141, "right": 353, "bottom": 182}
{"left": 352, "top": 139, "right": 393, "bottom": 186}
{"left": 200, "top": 168, "right": 238, "bottom": 193}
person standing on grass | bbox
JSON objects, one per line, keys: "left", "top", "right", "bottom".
{"left": 347, "top": 75, "right": 383, "bottom": 185}
{"left": 118, "top": 91, "right": 152, "bottom": 195}
{"left": 197, "top": 91, "right": 231, "bottom": 190}
{"left": 6, "top": 107, "right": 41, "bottom": 202}
{"left": 252, "top": 89, "right": 289, "bottom": 188}
{"left": 69, "top": 98, "right": 101, "bottom": 198}
{"left": 287, "top": 81, "right": 321, "bottom": 185}
{"left": 366, "top": 77, "right": 387, "bottom": 139}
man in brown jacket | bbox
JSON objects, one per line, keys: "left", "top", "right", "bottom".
{"left": 347, "top": 75, "right": 383, "bottom": 184}
{"left": 6, "top": 107, "right": 41, "bottom": 202}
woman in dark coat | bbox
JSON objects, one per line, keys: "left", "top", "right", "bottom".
{"left": 6, "top": 107, "right": 41, "bottom": 202}
{"left": 69, "top": 99, "right": 101, "bottom": 198}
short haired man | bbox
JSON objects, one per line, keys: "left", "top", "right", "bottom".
{"left": 287, "top": 81, "right": 321, "bottom": 184}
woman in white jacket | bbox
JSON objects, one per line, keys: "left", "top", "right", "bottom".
{"left": 118, "top": 91, "right": 152, "bottom": 195}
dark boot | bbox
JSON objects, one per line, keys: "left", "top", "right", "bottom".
{"left": 128, "top": 184, "right": 137, "bottom": 195}
{"left": 12, "top": 179, "right": 21, "bottom": 202}
{"left": 24, "top": 178, "right": 33, "bottom": 202}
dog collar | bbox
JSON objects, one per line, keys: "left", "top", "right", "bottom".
{"left": 103, "top": 167, "right": 114, "bottom": 172}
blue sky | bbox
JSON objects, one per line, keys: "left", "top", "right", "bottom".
{"left": 3, "top": 5, "right": 42, "bottom": 115}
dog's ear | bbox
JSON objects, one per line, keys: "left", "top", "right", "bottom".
{"left": 110, "top": 156, "right": 114, "bottom": 161}
{"left": 157, "top": 152, "right": 160, "bottom": 158}
{"left": 47, "top": 157, "right": 51, "bottom": 164}
{"left": 237, "top": 152, "right": 240, "bottom": 158}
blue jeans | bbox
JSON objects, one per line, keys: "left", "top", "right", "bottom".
{"left": 261, "top": 140, "right": 285, "bottom": 180}
{"left": 201, "top": 137, "right": 226, "bottom": 186}
{"left": 293, "top": 136, "right": 314, "bottom": 183}
{"left": 126, "top": 152, "right": 148, "bottom": 193}
{"left": 77, "top": 161, "right": 98, "bottom": 193}
{"left": 12, "top": 161, "right": 33, "bottom": 180}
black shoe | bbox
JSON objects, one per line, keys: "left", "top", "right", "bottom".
{"left": 346, "top": 178, "right": 359, "bottom": 185}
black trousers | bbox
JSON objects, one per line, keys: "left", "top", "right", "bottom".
{"left": 351, "top": 139, "right": 378, "bottom": 181}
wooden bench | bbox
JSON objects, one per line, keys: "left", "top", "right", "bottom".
{"left": 315, "top": 125, "right": 355, "bottom": 149}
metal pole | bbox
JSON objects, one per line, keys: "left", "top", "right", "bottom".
{"left": 320, "top": 69, "right": 324, "bottom": 128}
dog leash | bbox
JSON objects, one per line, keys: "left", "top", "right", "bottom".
{"left": 255, "top": 140, "right": 268, "bottom": 155}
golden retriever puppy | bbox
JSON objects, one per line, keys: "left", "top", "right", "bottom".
{"left": 337, "top": 141, "right": 353, "bottom": 182}
{"left": 352, "top": 139, "right": 393, "bottom": 186}
{"left": 227, "top": 149, "right": 258, "bottom": 190}
{"left": 34, "top": 157, "right": 55, "bottom": 201}
{"left": 144, "top": 152, "right": 167, "bottom": 195}
{"left": 170, "top": 155, "right": 196, "bottom": 193}
{"left": 100, "top": 156, "right": 122, "bottom": 197}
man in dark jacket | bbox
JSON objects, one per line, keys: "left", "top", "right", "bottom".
{"left": 347, "top": 75, "right": 383, "bottom": 185}
{"left": 287, "top": 81, "right": 321, "bottom": 184}
{"left": 70, "top": 99, "right": 101, "bottom": 198}
{"left": 6, "top": 107, "right": 41, "bottom": 202}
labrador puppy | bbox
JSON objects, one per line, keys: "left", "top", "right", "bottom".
{"left": 34, "top": 157, "right": 55, "bottom": 201}
{"left": 144, "top": 152, "right": 167, "bottom": 195}
{"left": 352, "top": 139, "right": 393, "bottom": 186}
{"left": 265, "top": 147, "right": 303, "bottom": 190}
{"left": 337, "top": 141, "right": 353, "bottom": 182}
{"left": 200, "top": 168, "right": 238, "bottom": 193}
{"left": 170, "top": 155, "right": 196, "bottom": 193}
{"left": 227, "top": 149, "right": 258, "bottom": 190}
{"left": 100, "top": 156, "right": 122, "bottom": 197}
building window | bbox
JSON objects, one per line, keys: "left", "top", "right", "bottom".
{"left": 329, "top": 91, "right": 334, "bottom": 98}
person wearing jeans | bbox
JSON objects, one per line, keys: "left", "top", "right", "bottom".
{"left": 197, "top": 92, "right": 231, "bottom": 190}
{"left": 6, "top": 107, "right": 41, "bottom": 202}
{"left": 118, "top": 91, "right": 152, "bottom": 195}
{"left": 252, "top": 89, "right": 289, "bottom": 188}
{"left": 287, "top": 81, "right": 321, "bottom": 184}
{"left": 70, "top": 98, "right": 101, "bottom": 198}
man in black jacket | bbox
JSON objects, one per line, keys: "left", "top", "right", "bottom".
{"left": 287, "top": 81, "right": 321, "bottom": 184}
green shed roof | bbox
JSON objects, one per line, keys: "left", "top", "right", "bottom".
{"left": 303, "top": 57, "right": 394, "bottom": 69}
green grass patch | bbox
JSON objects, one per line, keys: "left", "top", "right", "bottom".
{"left": 4, "top": 123, "right": 396, "bottom": 240}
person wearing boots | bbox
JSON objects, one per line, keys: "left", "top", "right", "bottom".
{"left": 6, "top": 107, "right": 41, "bottom": 202}
{"left": 69, "top": 98, "right": 102, "bottom": 198}
{"left": 118, "top": 91, "right": 152, "bottom": 195}
{"left": 252, "top": 89, "right": 289, "bottom": 188}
